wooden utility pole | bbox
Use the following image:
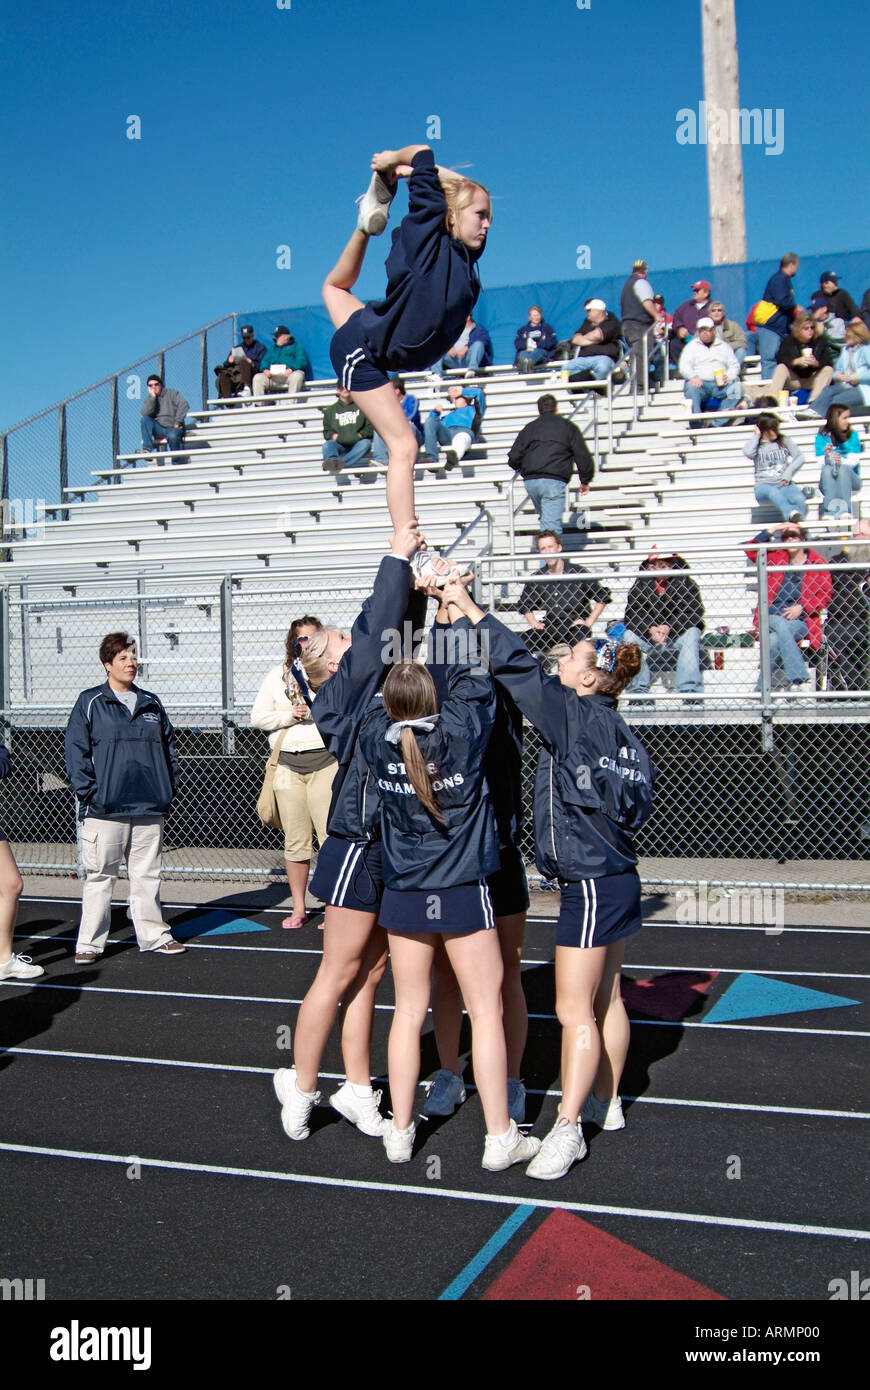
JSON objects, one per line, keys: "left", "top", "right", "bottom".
{"left": 701, "top": 0, "right": 747, "bottom": 264}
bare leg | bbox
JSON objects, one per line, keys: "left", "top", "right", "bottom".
{"left": 591, "top": 942, "right": 630, "bottom": 1101}
{"left": 497, "top": 911, "right": 528, "bottom": 1077}
{"left": 443, "top": 930, "right": 508, "bottom": 1135}
{"left": 387, "top": 931, "right": 437, "bottom": 1130}
{"left": 337, "top": 924, "right": 389, "bottom": 1086}
{"left": 284, "top": 858, "right": 310, "bottom": 925}
{"left": 553, "top": 944, "right": 609, "bottom": 1125}
{"left": 349, "top": 383, "right": 418, "bottom": 531}
{"left": 292, "top": 905, "right": 378, "bottom": 1092}
{"left": 0, "top": 841, "right": 24, "bottom": 961}
{"left": 322, "top": 229, "right": 370, "bottom": 331}
{"left": 431, "top": 939, "right": 463, "bottom": 1074}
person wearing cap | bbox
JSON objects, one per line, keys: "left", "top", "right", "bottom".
{"left": 678, "top": 318, "right": 742, "bottom": 423}
{"left": 556, "top": 300, "right": 623, "bottom": 381}
{"left": 771, "top": 312, "right": 835, "bottom": 403}
{"left": 622, "top": 549, "right": 705, "bottom": 698}
{"left": 619, "top": 259, "right": 658, "bottom": 378}
{"left": 817, "top": 272, "right": 860, "bottom": 326}
{"left": 669, "top": 281, "right": 713, "bottom": 366}
{"left": 214, "top": 325, "right": 268, "bottom": 399}
{"left": 809, "top": 295, "right": 846, "bottom": 358}
{"left": 139, "top": 375, "right": 189, "bottom": 461}
{"left": 707, "top": 301, "right": 747, "bottom": 373}
{"left": 507, "top": 393, "right": 594, "bottom": 537}
{"left": 252, "top": 326, "right": 311, "bottom": 403}
{"left": 757, "top": 254, "right": 801, "bottom": 380}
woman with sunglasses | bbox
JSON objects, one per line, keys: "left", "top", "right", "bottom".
{"left": 251, "top": 617, "right": 337, "bottom": 930}
{"left": 272, "top": 523, "right": 427, "bottom": 1143}
{"left": 441, "top": 580, "right": 654, "bottom": 1181}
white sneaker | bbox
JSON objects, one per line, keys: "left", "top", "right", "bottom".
{"left": 581, "top": 1091, "right": 625, "bottom": 1131}
{"left": 273, "top": 1068, "right": 320, "bottom": 1141}
{"left": 240, "top": 385, "right": 252, "bottom": 397}
{"left": 383, "top": 1118, "right": 415, "bottom": 1163}
{"left": 356, "top": 171, "right": 395, "bottom": 236}
{"left": 329, "top": 1081, "right": 388, "bottom": 1136}
{"left": 525, "top": 1118, "right": 587, "bottom": 1180}
{"left": 0, "top": 953, "right": 45, "bottom": 981}
{"left": 410, "top": 551, "right": 452, "bottom": 588}
{"left": 482, "top": 1119, "right": 542, "bottom": 1172}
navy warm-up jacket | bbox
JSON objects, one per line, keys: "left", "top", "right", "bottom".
{"left": 359, "top": 662, "right": 500, "bottom": 892}
{"left": 64, "top": 683, "right": 178, "bottom": 820}
{"left": 311, "top": 555, "right": 426, "bottom": 843}
{"left": 466, "top": 615, "right": 655, "bottom": 881}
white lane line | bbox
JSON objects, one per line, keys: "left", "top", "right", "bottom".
{"left": 4, "top": 1046, "right": 868, "bottom": 1122}
{"left": 13, "top": 933, "right": 870, "bottom": 981}
{"left": 1, "top": 1141, "right": 866, "bottom": 1242}
{"left": 2, "top": 979, "right": 867, "bottom": 1037}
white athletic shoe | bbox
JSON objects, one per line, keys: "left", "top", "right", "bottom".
{"left": 383, "top": 1118, "right": 416, "bottom": 1163}
{"left": 329, "top": 1081, "right": 388, "bottom": 1136}
{"left": 273, "top": 1067, "right": 320, "bottom": 1141}
{"left": 0, "top": 953, "right": 45, "bottom": 981}
{"left": 356, "top": 171, "right": 395, "bottom": 236}
{"left": 525, "top": 1118, "right": 587, "bottom": 1181}
{"left": 410, "top": 551, "right": 452, "bottom": 588}
{"left": 481, "top": 1119, "right": 542, "bottom": 1172}
{"left": 581, "top": 1091, "right": 625, "bottom": 1131}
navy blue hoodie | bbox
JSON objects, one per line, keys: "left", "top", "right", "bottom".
{"left": 359, "top": 663, "right": 500, "bottom": 891}
{"left": 65, "top": 684, "right": 178, "bottom": 820}
{"left": 311, "top": 555, "right": 426, "bottom": 842}
{"left": 356, "top": 149, "right": 484, "bottom": 373}
{"left": 468, "top": 616, "right": 654, "bottom": 881}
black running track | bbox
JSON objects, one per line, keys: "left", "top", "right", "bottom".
{"left": 1, "top": 895, "right": 867, "bottom": 1341}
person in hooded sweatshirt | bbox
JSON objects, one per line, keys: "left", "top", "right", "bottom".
{"left": 441, "top": 579, "right": 655, "bottom": 1182}
{"left": 322, "top": 144, "right": 491, "bottom": 536}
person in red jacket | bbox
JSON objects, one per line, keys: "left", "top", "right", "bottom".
{"left": 745, "top": 524, "right": 832, "bottom": 689}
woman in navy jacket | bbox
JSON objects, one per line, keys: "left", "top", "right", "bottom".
{"left": 358, "top": 658, "right": 540, "bottom": 1173}
{"left": 323, "top": 143, "right": 491, "bottom": 535}
{"left": 272, "top": 523, "right": 428, "bottom": 1146}
{"left": 443, "top": 581, "right": 654, "bottom": 1181}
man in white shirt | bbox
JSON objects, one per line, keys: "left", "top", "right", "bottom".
{"left": 678, "top": 317, "right": 743, "bottom": 425}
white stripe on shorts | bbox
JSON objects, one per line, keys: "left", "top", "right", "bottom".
{"left": 479, "top": 881, "right": 495, "bottom": 930}
{"left": 342, "top": 349, "right": 366, "bottom": 391}
{"left": 333, "top": 843, "right": 363, "bottom": 907}
{"left": 588, "top": 877, "right": 598, "bottom": 947}
{"left": 580, "top": 879, "right": 590, "bottom": 948}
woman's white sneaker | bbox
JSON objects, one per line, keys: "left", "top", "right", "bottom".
{"left": 0, "top": 953, "right": 44, "bottom": 980}
{"left": 356, "top": 172, "right": 395, "bottom": 236}
{"left": 383, "top": 1118, "right": 416, "bottom": 1163}
{"left": 581, "top": 1091, "right": 625, "bottom": 1130}
{"left": 329, "top": 1081, "right": 388, "bottom": 1136}
{"left": 525, "top": 1118, "right": 587, "bottom": 1180}
{"left": 273, "top": 1068, "right": 320, "bottom": 1141}
{"left": 481, "top": 1119, "right": 542, "bottom": 1172}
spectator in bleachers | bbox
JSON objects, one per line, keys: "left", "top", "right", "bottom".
{"left": 678, "top": 318, "right": 742, "bottom": 423}
{"left": 860, "top": 287, "right": 870, "bottom": 331}
{"left": 744, "top": 413, "right": 807, "bottom": 522}
{"left": 251, "top": 617, "right": 338, "bottom": 931}
{"left": 745, "top": 524, "right": 832, "bottom": 692}
{"left": 620, "top": 259, "right": 658, "bottom": 378}
{"left": 771, "top": 313, "right": 834, "bottom": 404}
{"left": 372, "top": 378, "right": 422, "bottom": 464}
{"left": 826, "top": 519, "right": 870, "bottom": 692}
{"left": 321, "top": 386, "right": 374, "bottom": 472}
{"left": 622, "top": 548, "right": 705, "bottom": 697}
{"left": 557, "top": 299, "right": 623, "bottom": 380}
{"left": 807, "top": 322, "right": 870, "bottom": 418}
{"left": 669, "top": 280, "right": 713, "bottom": 366}
{"left": 507, "top": 393, "right": 594, "bottom": 537}
{"left": 708, "top": 301, "right": 748, "bottom": 373}
{"left": 431, "top": 314, "right": 492, "bottom": 377}
{"left": 214, "top": 325, "right": 267, "bottom": 399}
{"left": 518, "top": 531, "right": 611, "bottom": 655}
{"left": 756, "top": 253, "right": 800, "bottom": 379}
{"left": 140, "top": 375, "right": 189, "bottom": 461}
{"left": 809, "top": 295, "right": 847, "bottom": 358}
{"left": 650, "top": 293, "right": 672, "bottom": 384}
{"left": 815, "top": 405, "right": 862, "bottom": 517}
{"left": 817, "top": 271, "right": 860, "bottom": 325}
{"left": 253, "top": 326, "right": 310, "bottom": 403}
{"left": 514, "top": 306, "right": 557, "bottom": 372}
{"left": 420, "top": 383, "right": 485, "bottom": 467}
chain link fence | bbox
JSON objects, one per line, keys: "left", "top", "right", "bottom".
{"left": 1, "top": 551, "right": 868, "bottom": 893}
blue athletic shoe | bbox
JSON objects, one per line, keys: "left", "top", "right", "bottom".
{"left": 507, "top": 1077, "right": 526, "bottom": 1123}
{"left": 423, "top": 1069, "right": 466, "bottom": 1117}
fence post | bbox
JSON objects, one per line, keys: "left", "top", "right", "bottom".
{"left": 19, "top": 583, "right": 30, "bottom": 703}
{"left": 220, "top": 575, "right": 236, "bottom": 755}
{"left": 58, "top": 403, "right": 68, "bottom": 516}
{"left": 200, "top": 329, "right": 208, "bottom": 410}
{"left": 137, "top": 577, "right": 148, "bottom": 676}
{"left": 111, "top": 375, "right": 120, "bottom": 476}
{"left": 0, "top": 586, "right": 10, "bottom": 713}
{"left": 157, "top": 351, "right": 165, "bottom": 383}
{"left": 756, "top": 547, "right": 775, "bottom": 751}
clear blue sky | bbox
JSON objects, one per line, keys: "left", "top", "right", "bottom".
{"left": 2, "top": 0, "right": 868, "bottom": 430}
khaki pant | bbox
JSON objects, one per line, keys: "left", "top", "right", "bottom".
{"left": 252, "top": 370, "right": 305, "bottom": 399}
{"left": 273, "top": 761, "right": 336, "bottom": 860}
{"left": 770, "top": 363, "right": 833, "bottom": 402}
{"left": 77, "top": 815, "right": 172, "bottom": 953}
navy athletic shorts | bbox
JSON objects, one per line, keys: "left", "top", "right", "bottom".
{"left": 309, "top": 836, "right": 383, "bottom": 913}
{"left": 329, "top": 310, "right": 391, "bottom": 393}
{"left": 379, "top": 879, "right": 496, "bottom": 936}
{"left": 486, "top": 844, "right": 530, "bottom": 918}
{"left": 556, "top": 870, "right": 642, "bottom": 949}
